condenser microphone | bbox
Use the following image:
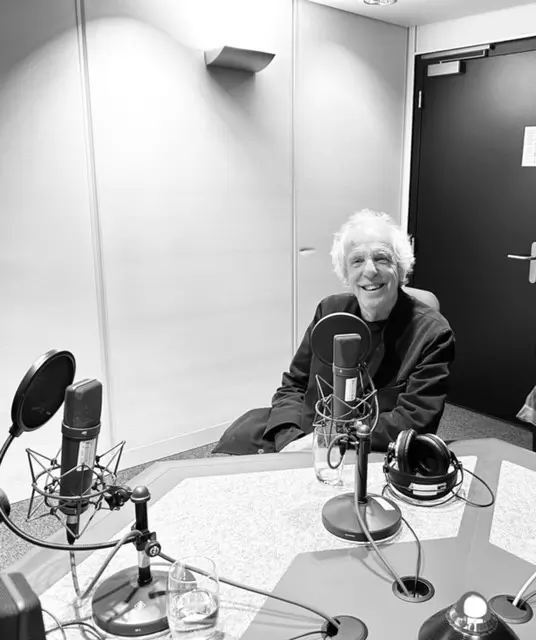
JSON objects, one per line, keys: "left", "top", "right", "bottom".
{"left": 59, "top": 378, "right": 102, "bottom": 543}
{"left": 311, "top": 313, "right": 401, "bottom": 544}
{"left": 332, "top": 333, "right": 363, "bottom": 421}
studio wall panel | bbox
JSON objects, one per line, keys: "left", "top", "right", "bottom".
{"left": 83, "top": 0, "right": 293, "bottom": 462}
{"left": 294, "top": 1, "right": 408, "bottom": 341}
{"left": 0, "top": 0, "right": 104, "bottom": 502}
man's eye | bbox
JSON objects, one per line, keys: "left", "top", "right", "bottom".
{"left": 352, "top": 258, "right": 364, "bottom": 265}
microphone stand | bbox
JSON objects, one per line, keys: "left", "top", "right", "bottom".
{"left": 322, "top": 423, "right": 402, "bottom": 543}
{"left": 91, "top": 485, "right": 177, "bottom": 637}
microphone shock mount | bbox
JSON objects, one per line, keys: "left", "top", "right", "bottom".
{"left": 25, "top": 440, "right": 126, "bottom": 542}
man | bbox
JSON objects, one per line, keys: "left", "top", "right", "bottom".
{"left": 213, "top": 209, "right": 455, "bottom": 455}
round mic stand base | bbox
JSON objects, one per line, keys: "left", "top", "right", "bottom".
{"left": 322, "top": 493, "right": 402, "bottom": 543}
{"left": 322, "top": 615, "right": 368, "bottom": 639}
{"left": 92, "top": 566, "right": 170, "bottom": 637}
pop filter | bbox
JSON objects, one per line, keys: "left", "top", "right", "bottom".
{"left": 311, "top": 312, "right": 372, "bottom": 365}
{"left": 10, "top": 350, "right": 76, "bottom": 438}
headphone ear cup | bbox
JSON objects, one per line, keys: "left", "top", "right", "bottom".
{"left": 412, "top": 433, "right": 451, "bottom": 477}
{"left": 396, "top": 429, "right": 416, "bottom": 475}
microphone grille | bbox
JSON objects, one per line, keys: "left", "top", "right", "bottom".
{"left": 63, "top": 379, "right": 102, "bottom": 428}
{"left": 333, "top": 334, "right": 362, "bottom": 368}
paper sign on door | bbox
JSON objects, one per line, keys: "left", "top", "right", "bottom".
{"left": 521, "top": 126, "right": 536, "bottom": 167}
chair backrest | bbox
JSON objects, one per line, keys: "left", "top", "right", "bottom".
{"left": 403, "top": 286, "right": 440, "bottom": 312}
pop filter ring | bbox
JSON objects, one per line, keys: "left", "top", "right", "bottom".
{"left": 10, "top": 349, "right": 76, "bottom": 436}
{"left": 311, "top": 312, "right": 372, "bottom": 366}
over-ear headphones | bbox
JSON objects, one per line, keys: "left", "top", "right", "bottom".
{"left": 383, "top": 429, "right": 461, "bottom": 501}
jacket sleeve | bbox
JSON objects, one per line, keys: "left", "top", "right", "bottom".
{"left": 264, "top": 305, "right": 321, "bottom": 437}
{"left": 371, "top": 327, "right": 455, "bottom": 451}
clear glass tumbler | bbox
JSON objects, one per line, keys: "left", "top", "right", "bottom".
{"left": 166, "top": 556, "right": 220, "bottom": 640}
{"left": 313, "top": 424, "right": 344, "bottom": 486}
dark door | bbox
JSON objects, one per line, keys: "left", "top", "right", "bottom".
{"left": 409, "top": 39, "right": 536, "bottom": 421}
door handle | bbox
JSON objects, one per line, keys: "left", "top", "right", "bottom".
{"left": 506, "top": 254, "right": 536, "bottom": 260}
{"left": 507, "top": 242, "right": 536, "bottom": 284}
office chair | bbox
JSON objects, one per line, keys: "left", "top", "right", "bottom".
{"left": 403, "top": 286, "right": 440, "bottom": 311}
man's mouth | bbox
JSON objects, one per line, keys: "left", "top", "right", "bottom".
{"left": 360, "top": 284, "right": 385, "bottom": 292}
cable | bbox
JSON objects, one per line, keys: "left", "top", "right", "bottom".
{"left": 158, "top": 551, "right": 339, "bottom": 636}
{"left": 382, "top": 460, "right": 495, "bottom": 509}
{"left": 327, "top": 433, "right": 347, "bottom": 469}
{"left": 59, "top": 621, "right": 105, "bottom": 640}
{"left": 453, "top": 467, "right": 495, "bottom": 508}
{"left": 351, "top": 456, "right": 411, "bottom": 597}
{"left": 520, "top": 589, "right": 536, "bottom": 603}
{"left": 42, "top": 608, "right": 67, "bottom": 640}
{"left": 0, "top": 505, "right": 139, "bottom": 551}
{"left": 45, "top": 620, "right": 106, "bottom": 640}
{"left": 69, "top": 550, "right": 82, "bottom": 598}
{"left": 400, "top": 515, "right": 422, "bottom": 597}
{"left": 81, "top": 529, "right": 141, "bottom": 599}
{"left": 288, "top": 631, "right": 326, "bottom": 640}
{"left": 368, "top": 379, "right": 380, "bottom": 434}
{"left": 44, "top": 614, "right": 93, "bottom": 632}
{"left": 381, "top": 459, "right": 466, "bottom": 508}
{"left": 513, "top": 568, "right": 536, "bottom": 607}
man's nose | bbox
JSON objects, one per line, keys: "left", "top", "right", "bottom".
{"left": 362, "top": 257, "right": 378, "bottom": 275}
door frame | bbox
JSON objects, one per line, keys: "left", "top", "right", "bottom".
{"left": 407, "top": 35, "right": 536, "bottom": 244}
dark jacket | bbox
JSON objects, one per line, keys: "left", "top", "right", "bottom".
{"left": 214, "top": 289, "right": 455, "bottom": 455}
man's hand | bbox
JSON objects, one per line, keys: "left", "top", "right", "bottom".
{"left": 272, "top": 424, "right": 304, "bottom": 452}
{"left": 279, "top": 431, "right": 314, "bottom": 453}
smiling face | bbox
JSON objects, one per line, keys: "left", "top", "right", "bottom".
{"left": 345, "top": 226, "right": 400, "bottom": 321}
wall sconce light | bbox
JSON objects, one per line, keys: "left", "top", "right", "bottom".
{"left": 204, "top": 46, "right": 275, "bottom": 73}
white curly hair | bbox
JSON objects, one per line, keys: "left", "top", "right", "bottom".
{"left": 330, "top": 209, "right": 415, "bottom": 286}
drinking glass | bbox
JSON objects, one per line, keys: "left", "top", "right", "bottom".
{"left": 166, "top": 556, "right": 220, "bottom": 639}
{"left": 313, "top": 424, "right": 344, "bottom": 485}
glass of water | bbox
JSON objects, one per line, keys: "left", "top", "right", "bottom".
{"left": 167, "top": 556, "right": 220, "bottom": 639}
{"left": 313, "top": 424, "right": 344, "bottom": 486}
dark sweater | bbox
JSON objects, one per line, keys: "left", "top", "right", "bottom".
{"left": 264, "top": 289, "right": 455, "bottom": 451}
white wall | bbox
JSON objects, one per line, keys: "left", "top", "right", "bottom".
{"left": 0, "top": 0, "right": 105, "bottom": 503}
{"left": 295, "top": 1, "right": 408, "bottom": 340}
{"left": 416, "top": 3, "right": 536, "bottom": 54}
{"left": 82, "top": 0, "right": 294, "bottom": 467}
{"left": 0, "top": 0, "right": 408, "bottom": 501}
